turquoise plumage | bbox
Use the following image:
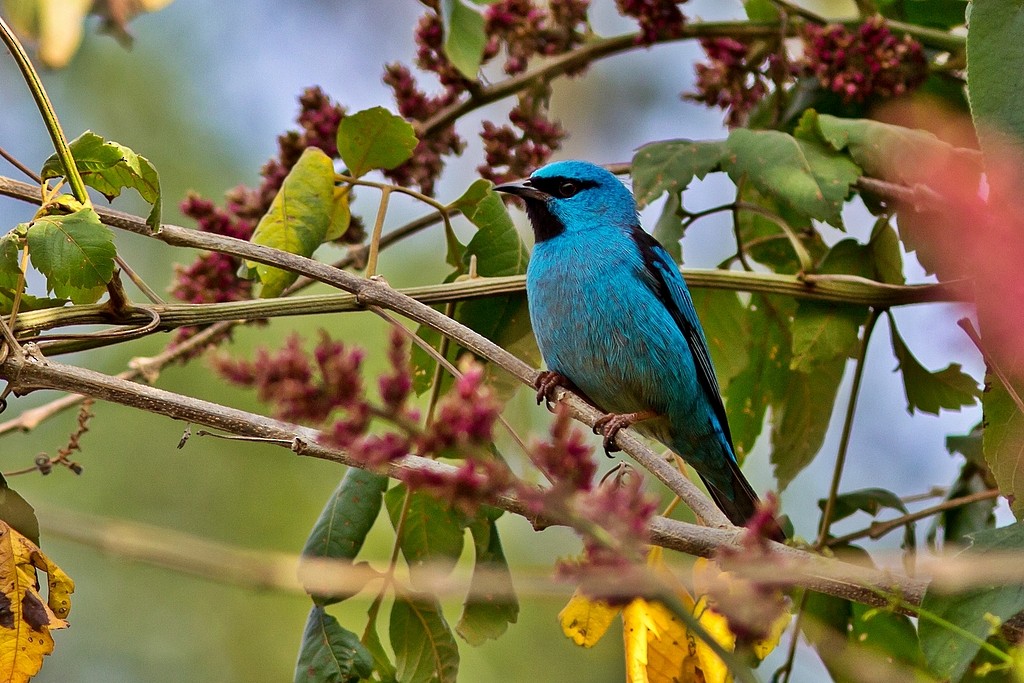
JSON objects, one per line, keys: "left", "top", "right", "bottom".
{"left": 496, "top": 160, "right": 771, "bottom": 530}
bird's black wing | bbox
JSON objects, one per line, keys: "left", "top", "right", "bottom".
{"left": 629, "top": 226, "right": 736, "bottom": 453}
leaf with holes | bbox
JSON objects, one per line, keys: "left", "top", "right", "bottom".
{"left": 26, "top": 207, "right": 116, "bottom": 303}
{"left": 41, "top": 131, "right": 162, "bottom": 229}
{"left": 337, "top": 107, "right": 418, "bottom": 178}
{"left": 0, "top": 520, "right": 74, "bottom": 682}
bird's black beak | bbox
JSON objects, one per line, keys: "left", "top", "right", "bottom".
{"left": 493, "top": 178, "right": 549, "bottom": 202}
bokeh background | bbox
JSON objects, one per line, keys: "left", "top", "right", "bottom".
{"left": 0, "top": 1, "right": 991, "bottom": 680}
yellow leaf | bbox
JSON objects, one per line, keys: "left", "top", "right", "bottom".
{"left": 623, "top": 598, "right": 693, "bottom": 683}
{"left": 559, "top": 590, "right": 621, "bottom": 647}
{"left": 0, "top": 521, "right": 74, "bottom": 682}
{"left": 692, "top": 596, "right": 737, "bottom": 683}
{"left": 752, "top": 609, "right": 791, "bottom": 660}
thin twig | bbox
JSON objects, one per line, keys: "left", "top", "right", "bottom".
{"left": 826, "top": 488, "right": 1000, "bottom": 547}
{"left": 815, "top": 308, "right": 882, "bottom": 549}
{"left": 0, "top": 145, "right": 41, "bottom": 183}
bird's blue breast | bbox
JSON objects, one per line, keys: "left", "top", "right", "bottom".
{"left": 526, "top": 225, "right": 712, "bottom": 447}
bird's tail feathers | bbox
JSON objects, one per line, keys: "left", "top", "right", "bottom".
{"left": 701, "top": 457, "right": 786, "bottom": 542}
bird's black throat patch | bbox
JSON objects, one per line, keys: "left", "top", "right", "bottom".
{"left": 519, "top": 175, "right": 599, "bottom": 242}
{"left": 523, "top": 200, "right": 566, "bottom": 242}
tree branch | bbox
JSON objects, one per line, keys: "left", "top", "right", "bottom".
{"left": 0, "top": 345, "right": 937, "bottom": 614}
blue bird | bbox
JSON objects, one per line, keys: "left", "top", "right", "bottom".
{"left": 496, "top": 160, "right": 777, "bottom": 534}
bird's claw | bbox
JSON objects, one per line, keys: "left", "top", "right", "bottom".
{"left": 593, "top": 413, "right": 630, "bottom": 456}
{"left": 593, "top": 410, "right": 658, "bottom": 457}
{"left": 535, "top": 370, "right": 570, "bottom": 409}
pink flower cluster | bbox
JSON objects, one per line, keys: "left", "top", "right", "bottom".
{"left": 801, "top": 17, "right": 928, "bottom": 103}
{"left": 689, "top": 18, "right": 929, "bottom": 124}
{"left": 616, "top": 0, "right": 688, "bottom": 45}
{"left": 384, "top": 0, "right": 589, "bottom": 193}
{"left": 688, "top": 37, "right": 772, "bottom": 127}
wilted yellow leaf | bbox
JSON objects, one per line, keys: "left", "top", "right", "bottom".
{"left": 691, "top": 595, "right": 737, "bottom": 683}
{"left": 0, "top": 520, "right": 74, "bottom": 683}
{"left": 559, "top": 590, "right": 621, "bottom": 647}
{"left": 623, "top": 598, "right": 690, "bottom": 683}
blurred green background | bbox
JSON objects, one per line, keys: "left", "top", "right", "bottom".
{"left": 0, "top": 1, "right": 990, "bottom": 681}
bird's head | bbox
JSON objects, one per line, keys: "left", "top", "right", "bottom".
{"left": 494, "top": 160, "right": 638, "bottom": 242}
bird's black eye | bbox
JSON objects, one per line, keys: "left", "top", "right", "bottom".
{"left": 558, "top": 181, "right": 578, "bottom": 198}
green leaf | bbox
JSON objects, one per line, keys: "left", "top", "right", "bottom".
{"left": 967, "top": 0, "right": 1024, "bottom": 157}
{"left": 790, "top": 302, "right": 862, "bottom": 373}
{"left": 790, "top": 239, "right": 870, "bottom": 373}
{"left": 390, "top": 596, "right": 459, "bottom": 683}
{"left": 928, "top": 451, "right": 997, "bottom": 547}
{"left": 411, "top": 181, "right": 536, "bottom": 398}
{"left": 691, "top": 288, "right": 749, "bottom": 391}
{"left": 26, "top": 207, "right": 116, "bottom": 302}
{"left": 440, "top": 0, "right": 487, "bottom": 79}
{"left": 879, "top": 0, "right": 968, "bottom": 29}
{"left": 249, "top": 147, "right": 336, "bottom": 297}
{"left": 723, "top": 127, "right": 860, "bottom": 224}
{"left": 771, "top": 355, "right": 845, "bottom": 489}
{"left": 652, "top": 192, "right": 683, "bottom": 263}
{"left": 385, "top": 485, "right": 466, "bottom": 588}
{"left": 803, "top": 111, "right": 980, "bottom": 188}
{"left": 818, "top": 487, "right": 907, "bottom": 524}
{"left": 631, "top": 140, "right": 728, "bottom": 207}
{"left": 920, "top": 523, "right": 1024, "bottom": 681}
{"left": 363, "top": 604, "right": 398, "bottom": 683}
{"left": 337, "top": 107, "right": 418, "bottom": 178}
{"left": 294, "top": 606, "right": 373, "bottom": 683}
{"left": 868, "top": 218, "right": 905, "bottom": 285}
{"left": 983, "top": 373, "right": 1024, "bottom": 519}
{"left": 724, "top": 295, "right": 792, "bottom": 460}
{"left": 325, "top": 186, "right": 352, "bottom": 242}
{"left": 0, "top": 234, "right": 22, "bottom": 292}
{"left": 457, "top": 509, "right": 518, "bottom": 645}
{"left": 744, "top": 0, "right": 780, "bottom": 21}
{"left": 850, "top": 603, "right": 924, "bottom": 668}
{"left": 0, "top": 476, "right": 39, "bottom": 547}
{"left": 889, "top": 316, "right": 979, "bottom": 415}
{"left": 41, "top": 131, "right": 162, "bottom": 230}
{"left": 302, "top": 469, "right": 388, "bottom": 605}
{"left": 735, "top": 184, "right": 824, "bottom": 274}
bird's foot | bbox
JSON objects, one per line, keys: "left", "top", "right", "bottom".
{"left": 535, "top": 370, "right": 573, "bottom": 408}
{"left": 593, "top": 410, "right": 658, "bottom": 457}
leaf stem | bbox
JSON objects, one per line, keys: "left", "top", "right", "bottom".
{"left": 0, "top": 17, "right": 88, "bottom": 203}
{"left": 815, "top": 307, "right": 882, "bottom": 549}
{"left": 365, "top": 187, "right": 391, "bottom": 278}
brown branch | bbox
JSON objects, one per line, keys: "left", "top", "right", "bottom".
{"left": 0, "top": 199, "right": 727, "bottom": 527}
{"left": 0, "top": 344, "right": 938, "bottom": 613}
{"left": 416, "top": 19, "right": 963, "bottom": 141}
